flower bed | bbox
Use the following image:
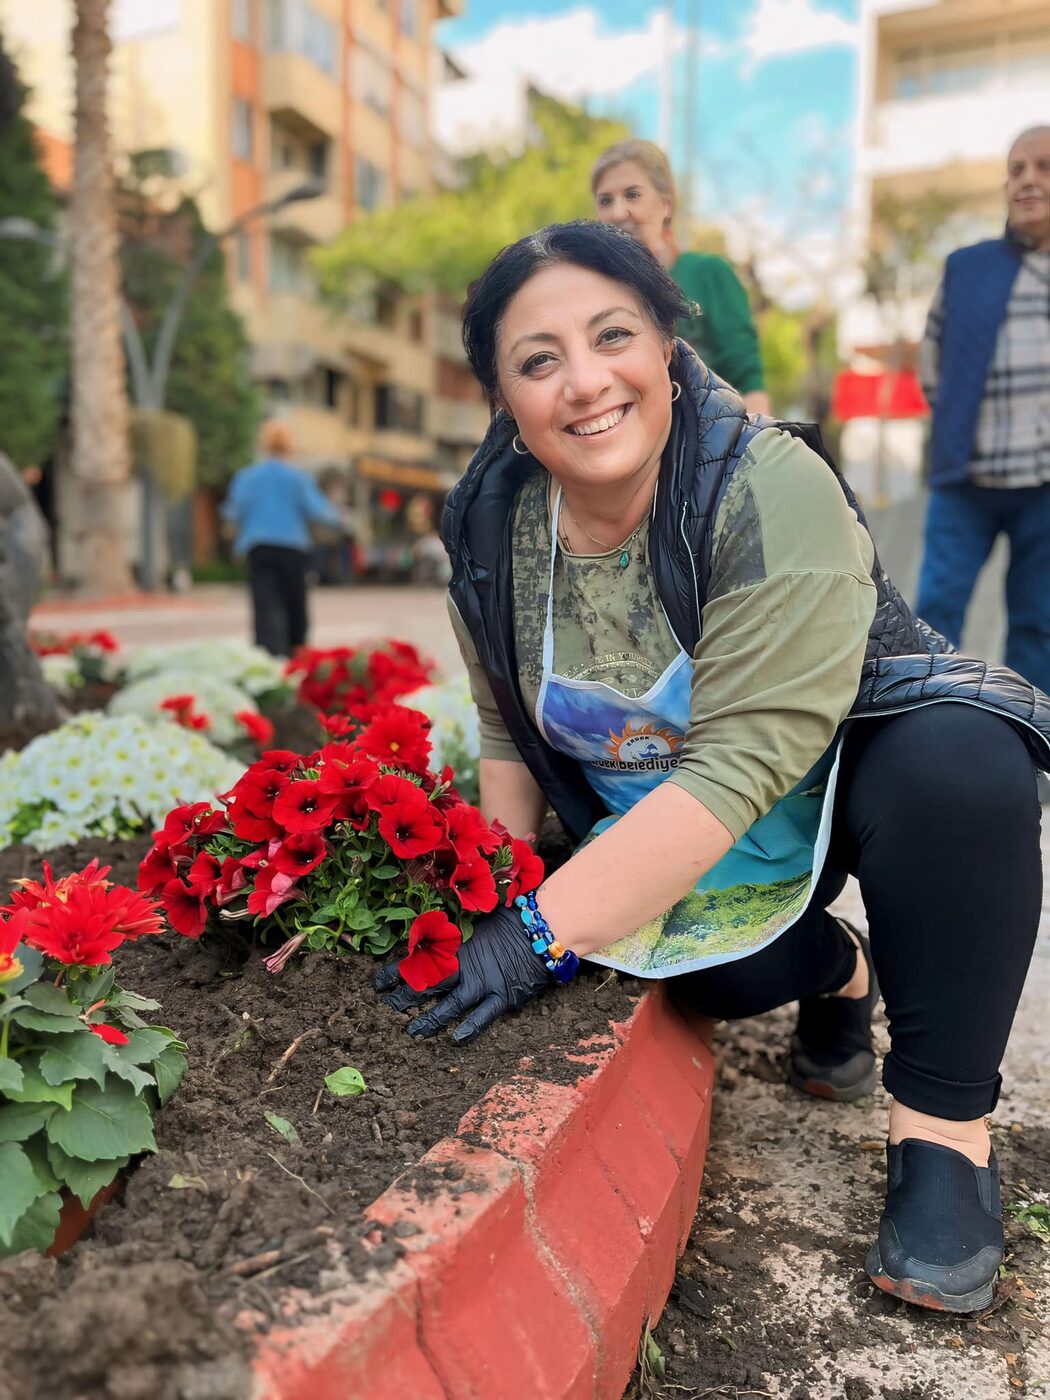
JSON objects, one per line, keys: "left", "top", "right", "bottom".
{"left": 0, "top": 835, "right": 647, "bottom": 1399}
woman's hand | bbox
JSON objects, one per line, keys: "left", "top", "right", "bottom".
{"left": 375, "top": 904, "right": 554, "bottom": 1044}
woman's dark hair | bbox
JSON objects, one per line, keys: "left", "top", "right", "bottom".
{"left": 462, "top": 220, "right": 690, "bottom": 399}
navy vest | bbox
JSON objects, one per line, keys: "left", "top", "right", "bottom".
{"left": 929, "top": 236, "right": 1021, "bottom": 486}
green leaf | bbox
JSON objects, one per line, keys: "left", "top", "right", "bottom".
{"left": 46, "top": 1141, "right": 127, "bottom": 1209}
{"left": 22, "top": 1137, "right": 60, "bottom": 1193}
{"left": 98, "top": 1046, "right": 156, "bottom": 1094}
{"left": 2, "top": 945, "right": 44, "bottom": 994}
{"left": 264, "top": 1111, "right": 301, "bottom": 1145}
{"left": 325, "top": 1066, "right": 366, "bottom": 1098}
{"left": 76, "top": 968, "right": 116, "bottom": 1004}
{"left": 24, "top": 982, "right": 80, "bottom": 1017}
{"left": 5, "top": 1065, "right": 75, "bottom": 1109}
{"left": 345, "top": 907, "right": 378, "bottom": 932}
{"left": 378, "top": 906, "right": 417, "bottom": 923}
{"left": 0, "top": 995, "right": 28, "bottom": 1021}
{"left": 151, "top": 1046, "right": 188, "bottom": 1108}
{"left": 46, "top": 1079, "right": 157, "bottom": 1162}
{"left": 0, "top": 1142, "right": 47, "bottom": 1247}
{"left": 0, "top": 1101, "right": 56, "bottom": 1142}
{"left": 0, "top": 1190, "right": 62, "bottom": 1259}
{"left": 10, "top": 1008, "right": 81, "bottom": 1035}
{"left": 39, "top": 1031, "right": 110, "bottom": 1089}
{"left": 310, "top": 903, "right": 340, "bottom": 924}
{"left": 372, "top": 864, "right": 400, "bottom": 879}
{"left": 0, "top": 1059, "right": 25, "bottom": 1095}
{"left": 108, "top": 990, "right": 162, "bottom": 1013}
{"left": 104, "top": 1028, "right": 173, "bottom": 1066}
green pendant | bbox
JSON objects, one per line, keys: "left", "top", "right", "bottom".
{"left": 619, "top": 550, "right": 630, "bottom": 568}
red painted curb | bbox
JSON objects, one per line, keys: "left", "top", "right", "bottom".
{"left": 250, "top": 987, "right": 714, "bottom": 1400}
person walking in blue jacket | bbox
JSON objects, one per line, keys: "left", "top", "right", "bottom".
{"left": 917, "top": 125, "right": 1050, "bottom": 695}
{"left": 222, "top": 421, "right": 343, "bottom": 656}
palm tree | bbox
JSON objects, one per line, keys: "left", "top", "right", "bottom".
{"left": 68, "top": 0, "right": 132, "bottom": 593}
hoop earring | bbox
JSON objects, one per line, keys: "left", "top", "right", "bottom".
{"left": 670, "top": 381, "right": 682, "bottom": 402}
{"left": 512, "top": 433, "right": 529, "bottom": 455}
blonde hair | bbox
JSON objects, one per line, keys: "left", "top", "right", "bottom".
{"left": 591, "top": 139, "right": 677, "bottom": 210}
{"left": 261, "top": 420, "right": 292, "bottom": 457}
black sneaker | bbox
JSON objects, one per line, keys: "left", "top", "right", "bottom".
{"left": 866, "top": 1139, "right": 1002, "bottom": 1313}
{"left": 788, "top": 920, "right": 878, "bottom": 1102}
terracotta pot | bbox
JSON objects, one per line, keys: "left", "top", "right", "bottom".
{"left": 46, "top": 1177, "right": 122, "bottom": 1258}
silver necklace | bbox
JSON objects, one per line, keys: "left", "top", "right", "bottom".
{"left": 560, "top": 498, "right": 646, "bottom": 569}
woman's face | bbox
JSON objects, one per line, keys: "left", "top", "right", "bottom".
{"left": 496, "top": 263, "right": 674, "bottom": 497}
{"left": 593, "top": 160, "right": 672, "bottom": 259}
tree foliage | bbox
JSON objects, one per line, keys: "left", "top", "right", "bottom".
{"left": 315, "top": 94, "right": 629, "bottom": 300}
{"left": 120, "top": 187, "right": 260, "bottom": 489}
{"left": 0, "top": 40, "right": 67, "bottom": 468}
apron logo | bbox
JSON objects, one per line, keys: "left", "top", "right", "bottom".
{"left": 605, "top": 720, "right": 683, "bottom": 765}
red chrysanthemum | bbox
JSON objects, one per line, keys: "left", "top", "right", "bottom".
{"left": 88, "top": 1022, "right": 129, "bottom": 1046}
{"left": 271, "top": 832, "right": 328, "bottom": 877}
{"left": 503, "top": 839, "right": 546, "bottom": 906}
{"left": 246, "top": 864, "right": 299, "bottom": 918}
{"left": 4, "top": 858, "right": 110, "bottom": 916}
{"left": 272, "top": 779, "right": 340, "bottom": 834}
{"left": 398, "top": 910, "right": 462, "bottom": 992}
{"left": 450, "top": 857, "right": 499, "bottom": 914}
{"left": 0, "top": 915, "right": 24, "bottom": 981}
{"left": 236, "top": 710, "right": 275, "bottom": 748}
{"left": 161, "top": 879, "right": 209, "bottom": 940}
{"left": 378, "top": 800, "right": 444, "bottom": 859}
{"left": 8, "top": 864, "right": 164, "bottom": 965}
{"left": 354, "top": 706, "right": 432, "bottom": 774}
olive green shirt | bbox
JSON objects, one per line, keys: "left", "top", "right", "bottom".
{"left": 449, "top": 428, "right": 877, "bottom": 841}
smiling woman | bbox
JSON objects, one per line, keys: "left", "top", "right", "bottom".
{"left": 372, "top": 220, "right": 1050, "bottom": 1317}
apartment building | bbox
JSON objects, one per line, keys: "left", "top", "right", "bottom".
{"left": 1, "top": 0, "right": 489, "bottom": 560}
{"left": 839, "top": 0, "right": 1049, "bottom": 486}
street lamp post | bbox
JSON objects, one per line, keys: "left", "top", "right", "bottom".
{"left": 0, "top": 177, "right": 324, "bottom": 588}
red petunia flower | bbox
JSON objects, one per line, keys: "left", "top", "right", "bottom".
{"left": 398, "top": 910, "right": 462, "bottom": 992}
{"left": 317, "top": 754, "right": 377, "bottom": 826}
{"left": 161, "top": 879, "right": 209, "bottom": 940}
{"left": 318, "top": 713, "right": 357, "bottom": 738}
{"left": 138, "top": 842, "right": 179, "bottom": 896}
{"left": 160, "top": 803, "right": 225, "bottom": 845}
{"left": 443, "top": 802, "right": 502, "bottom": 859}
{"left": 251, "top": 749, "right": 303, "bottom": 775}
{"left": 354, "top": 706, "right": 432, "bottom": 774}
{"left": 378, "top": 800, "right": 444, "bottom": 859}
{"left": 88, "top": 1022, "right": 129, "bottom": 1046}
{"left": 214, "top": 856, "right": 249, "bottom": 907}
{"left": 159, "top": 694, "right": 211, "bottom": 731}
{"left": 450, "top": 857, "right": 499, "bottom": 914}
{"left": 187, "top": 851, "right": 223, "bottom": 898}
{"left": 235, "top": 710, "right": 275, "bottom": 748}
{"left": 246, "top": 864, "right": 299, "bottom": 918}
{"left": 271, "top": 832, "right": 328, "bottom": 877}
{"left": 366, "top": 773, "right": 429, "bottom": 812}
{"left": 272, "top": 779, "right": 340, "bottom": 834}
{"left": 503, "top": 839, "right": 546, "bottom": 905}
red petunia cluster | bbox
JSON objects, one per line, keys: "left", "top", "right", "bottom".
{"left": 285, "top": 640, "right": 434, "bottom": 717}
{"left": 0, "top": 859, "right": 166, "bottom": 967}
{"left": 159, "top": 694, "right": 211, "bottom": 732}
{"left": 139, "top": 701, "right": 545, "bottom": 988}
{"left": 30, "top": 629, "right": 120, "bottom": 658}
{"left": 235, "top": 710, "right": 275, "bottom": 749}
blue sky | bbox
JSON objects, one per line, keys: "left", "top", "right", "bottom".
{"left": 437, "top": 0, "right": 860, "bottom": 261}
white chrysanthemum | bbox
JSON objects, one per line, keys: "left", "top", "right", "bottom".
{"left": 107, "top": 670, "right": 258, "bottom": 748}
{"left": 1, "top": 714, "right": 242, "bottom": 852}
{"left": 402, "top": 675, "right": 480, "bottom": 804}
{"left": 124, "top": 640, "right": 289, "bottom": 699}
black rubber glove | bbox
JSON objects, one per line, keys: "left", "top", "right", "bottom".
{"left": 374, "top": 902, "right": 554, "bottom": 1044}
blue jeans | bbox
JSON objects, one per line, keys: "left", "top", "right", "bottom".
{"left": 916, "top": 482, "right": 1050, "bottom": 696}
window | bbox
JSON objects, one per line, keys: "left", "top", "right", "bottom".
{"left": 235, "top": 230, "right": 252, "bottom": 282}
{"left": 398, "top": 83, "right": 426, "bottom": 150}
{"left": 355, "top": 156, "right": 387, "bottom": 211}
{"left": 232, "top": 98, "right": 254, "bottom": 160}
{"left": 268, "top": 234, "right": 314, "bottom": 295}
{"left": 352, "top": 43, "right": 392, "bottom": 116}
{"left": 232, "top": 0, "right": 253, "bottom": 42}
{"left": 267, "top": 0, "right": 336, "bottom": 76}
{"left": 399, "top": 0, "right": 418, "bottom": 41}
{"left": 892, "top": 29, "right": 1050, "bottom": 99}
{"left": 408, "top": 307, "right": 424, "bottom": 344}
{"left": 375, "top": 384, "right": 425, "bottom": 433}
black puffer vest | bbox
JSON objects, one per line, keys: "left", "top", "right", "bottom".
{"left": 444, "top": 342, "right": 1050, "bottom": 841}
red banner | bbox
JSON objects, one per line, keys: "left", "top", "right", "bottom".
{"left": 832, "top": 369, "right": 929, "bottom": 422}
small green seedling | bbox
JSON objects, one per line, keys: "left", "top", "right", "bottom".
{"left": 1012, "top": 1200, "right": 1050, "bottom": 1245}
{"left": 325, "top": 1066, "right": 367, "bottom": 1098}
{"left": 264, "top": 1111, "right": 301, "bottom": 1144}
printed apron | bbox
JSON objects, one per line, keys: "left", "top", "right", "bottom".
{"left": 537, "top": 491, "right": 842, "bottom": 978}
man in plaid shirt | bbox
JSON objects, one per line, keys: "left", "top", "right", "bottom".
{"left": 917, "top": 126, "right": 1050, "bottom": 700}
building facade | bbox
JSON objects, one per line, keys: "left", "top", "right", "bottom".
{"left": 2, "top": 0, "right": 489, "bottom": 568}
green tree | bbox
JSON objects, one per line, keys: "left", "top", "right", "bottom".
{"left": 120, "top": 185, "right": 260, "bottom": 488}
{"left": 316, "top": 93, "right": 628, "bottom": 299}
{"left": 0, "top": 38, "right": 67, "bottom": 468}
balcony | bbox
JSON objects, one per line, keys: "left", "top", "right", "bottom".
{"left": 865, "top": 84, "right": 1048, "bottom": 180}
{"left": 262, "top": 51, "right": 342, "bottom": 140}
{"left": 265, "top": 169, "right": 344, "bottom": 244}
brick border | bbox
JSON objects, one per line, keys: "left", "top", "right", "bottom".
{"left": 250, "top": 988, "right": 714, "bottom": 1400}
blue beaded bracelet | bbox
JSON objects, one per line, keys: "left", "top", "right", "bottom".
{"left": 514, "top": 890, "right": 580, "bottom": 984}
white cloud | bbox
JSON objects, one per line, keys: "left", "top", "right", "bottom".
{"left": 436, "top": 7, "right": 724, "bottom": 155}
{"left": 742, "top": 0, "right": 857, "bottom": 74}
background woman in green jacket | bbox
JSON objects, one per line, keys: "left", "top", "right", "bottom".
{"left": 592, "top": 138, "right": 771, "bottom": 416}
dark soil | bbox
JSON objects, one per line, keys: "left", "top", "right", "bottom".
{"left": 0, "top": 835, "right": 640, "bottom": 1400}
{"left": 625, "top": 1004, "right": 1048, "bottom": 1400}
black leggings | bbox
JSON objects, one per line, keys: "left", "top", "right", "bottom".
{"left": 672, "top": 705, "right": 1042, "bottom": 1120}
{"left": 248, "top": 545, "right": 309, "bottom": 657}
